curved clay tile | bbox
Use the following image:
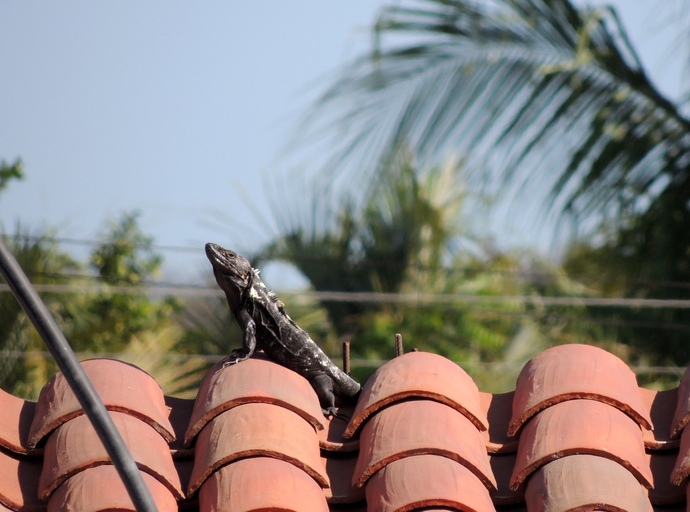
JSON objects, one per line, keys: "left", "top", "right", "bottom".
{"left": 639, "top": 387, "right": 679, "bottom": 450}
{"left": 524, "top": 455, "right": 653, "bottom": 512}
{"left": 670, "top": 423, "right": 690, "bottom": 485}
{"left": 509, "top": 344, "right": 652, "bottom": 436}
{"left": 319, "top": 404, "right": 359, "bottom": 452}
{"left": 364, "top": 454, "right": 494, "bottom": 512}
{"left": 323, "top": 453, "right": 365, "bottom": 504}
{"left": 165, "top": 396, "right": 195, "bottom": 458}
{"left": 343, "top": 351, "right": 487, "bottom": 439}
{"left": 198, "top": 457, "right": 329, "bottom": 512}
{"left": 0, "top": 389, "right": 36, "bottom": 455}
{"left": 672, "top": 366, "right": 690, "bottom": 438}
{"left": 47, "top": 465, "right": 177, "bottom": 512}
{"left": 648, "top": 450, "right": 685, "bottom": 506}
{"left": 489, "top": 452, "right": 524, "bottom": 506}
{"left": 187, "top": 403, "right": 328, "bottom": 496}
{"left": 184, "top": 357, "right": 326, "bottom": 448}
{"left": 0, "top": 449, "right": 44, "bottom": 512}
{"left": 38, "top": 411, "right": 183, "bottom": 500}
{"left": 479, "top": 391, "right": 517, "bottom": 454}
{"left": 28, "top": 359, "right": 174, "bottom": 449}
{"left": 510, "top": 399, "right": 653, "bottom": 490}
{"left": 352, "top": 400, "right": 496, "bottom": 490}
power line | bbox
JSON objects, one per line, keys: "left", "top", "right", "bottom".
{"left": 9, "top": 233, "right": 690, "bottom": 291}
{"left": 3, "top": 283, "right": 690, "bottom": 310}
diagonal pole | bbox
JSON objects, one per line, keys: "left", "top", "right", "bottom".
{"left": 0, "top": 238, "right": 158, "bottom": 512}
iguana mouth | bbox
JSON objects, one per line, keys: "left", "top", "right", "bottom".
{"left": 205, "top": 243, "right": 238, "bottom": 269}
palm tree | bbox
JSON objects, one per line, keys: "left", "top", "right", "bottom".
{"left": 261, "top": 151, "right": 469, "bottom": 340}
{"left": 294, "top": 0, "right": 690, "bottom": 363}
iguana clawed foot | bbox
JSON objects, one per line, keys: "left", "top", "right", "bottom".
{"left": 221, "top": 349, "right": 250, "bottom": 367}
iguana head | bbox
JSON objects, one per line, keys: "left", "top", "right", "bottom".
{"left": 205, "top": 243, "right": 254, "bottom": 294}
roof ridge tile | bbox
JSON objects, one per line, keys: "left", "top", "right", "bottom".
{"left": 184, "top": 357, "right": 327, "bottom": 448}
{"left": 344, "top": 351, "right": 487, "bottom": 439}
{"left": 28, "top": 359, "right": 174, "bottom": 449}
{"left": 0, "top": 389, "right": 37, "bottom": 456}
{"left": 187, "top": 402, "right": 327, "bottom": 497}
{"left": 352, "top": 399, "right": 496, "bottom": 491}
{"left": 38, "top": 411, "right": 183, "bottom": 501}
{"left": 510, "top": 399, "right": 653, "bottom": 490}
{"left": 509, "top": 344, "right": 652, "bottom": 437}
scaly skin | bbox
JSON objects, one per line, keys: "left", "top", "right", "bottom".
{"left": 205, "top": 243, "right": 361, "bottom": 417}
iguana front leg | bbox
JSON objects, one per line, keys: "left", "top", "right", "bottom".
{"left": 222, "top": 308, "right": 257, "bottom": 366}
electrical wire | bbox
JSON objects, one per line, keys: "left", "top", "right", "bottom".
{"left": 3, "top": 283, "right": 690, "bottom": 310}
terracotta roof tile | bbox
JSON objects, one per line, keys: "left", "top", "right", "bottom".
{"left": 198, "top": 457, "right": 329, "bottom": 512}
{"left": 353, "top": 400, "right": 496, "bottom": 490}
{"left": 0, "top": 390, "right": 36, "bottom": 456}
{"left": 187, "top": 402, "right": 328, "bottom": 496}
{"left": 670, "top": 422, "right": 690, "bottom": 486}
{"left": 165, "top": 396, "right": 195, "bottom": 458}
{"left": 509, "top": 344, "right": 652, "bottom": 436}
{"left": 322, "top": 453, "right": 365, "bottom": 504}
{"left": 480, "top": 391, "right": 517, "bottom": 454}
{"left": 184, "top": 357, "right": 326, "bottom": 448}
{"left": 0, "top": 448, "right": 43, "bottom": 512}
{"left": 490, "top": 452, "right": 524, "bottom": 506}
{"left": 38, "top": 411, "right": 183, "bottom": 500}
{"left": 640, "top": 386, "right": 679, "bottom": 450}
{"left": 672, "top": 366, "right": 690, "bottom": 438}
{"left": 344, "top": 351, "right": 487, "bottom": 439}
{"left": 3, "top": 343, "right": 690, "bottom": 510}
{"left": 510, "top": 399, "right": 652, "bottom": 490}
{"left": 319, "top": 404, "right": 359, "bottom": 453}
{"left": 28, "top": 359, "right": 174, "bottom": 450}
{"left": 524, "top": 455, "right": 653, "bottom": 512}
{"left": 46, "top": 465, "right": 178, "bottom": 512}
{"left": 648, "top": 450, "right": 685, "bottom": 506}
{"left": 363, "top": 454, "right": 494, "bottom": 512}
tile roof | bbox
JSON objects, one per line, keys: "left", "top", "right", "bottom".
{"left": 1, "top": 343, "right": 690, "bottom": 511}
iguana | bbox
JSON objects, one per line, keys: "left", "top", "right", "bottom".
{"left": 205, "top": 243, "right": 361, "bottom": 417}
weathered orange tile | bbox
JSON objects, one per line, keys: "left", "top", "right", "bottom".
{"left": 353, "top": 400, "right": 496, "bottom": 490}
{"left": 187, "top": 403, "right": 327, "bottom": 496}
{"left": 46, "top": 465, "right": 177, "bottom": 512}
{"left": 672, "top": 366, "right": 690, "bottom": 438}
{"left": 184, "top": 357, "right": 326, "bottom": 448}
{"left": 344, "top": 351, "right": 487, "bottom": 439}
{"left": 648, "top": 450, "right": 685, "bottom": 506}
{"left": 0, "top": 448, "right": 44, "bottom": 512}
{"left": 0, "top": 390, "right": 36, "bottom": 455}
{"left": 510, "top": 399, "right": 652, "bottom": 490}
{"left": 364, "top": 454, "right": 494, "bottom": 512}
{"left": 323, "top": 453, "right": 365, "bottom": 504}
{"left": 670, "top": 422, "right": 690, "bottom": 486}
{"left": 165, "top": 396, "right": 194, "bottom": 458}
{"left": 640, "top": 387, "right": 679, "bottom": 450}
{"left": 198, "top": 457, "right": 329, "bottom": 512}
{"left": 480, "top": 391, "right": 517, "bottom": 454}
{"left": 38, "top": 411, "right": 183, "bottom": 500}
{"left": 319, "top": 404, "right": 359, "bottom": 452}
{"left": 490, "top": 452, "right": 524, "bottom": 506}
{"left": 509, "top": 344, "right": 652, "bottom": 437}
{"left": 524, "top": 455, "right": 653, "bottom": 512}
{"left": 28, "top": 359, "right": 174, "bottom": 449}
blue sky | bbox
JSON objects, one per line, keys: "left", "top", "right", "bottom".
{"left": 0, "top": 1, "right": 685, "bottom": 287}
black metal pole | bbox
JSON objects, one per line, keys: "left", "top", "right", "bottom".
{"left": 0, "top": 238, "right": 158, "bottom": 512}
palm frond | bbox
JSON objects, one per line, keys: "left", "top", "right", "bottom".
{"left": 301, "top": 0, "right": 690, "bottom": 229}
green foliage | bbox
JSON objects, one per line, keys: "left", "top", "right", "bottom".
{"left": 71, "top": 212, "right": 181, "bottom": 353}
{"left": 0, "top": 211, "right": 195, "bottom": 398}
{"left": 0, "top": 159, "right": 23, "bottom": 194}
{"left": 0, "top": 228, "right": 80, "bottom": 396}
